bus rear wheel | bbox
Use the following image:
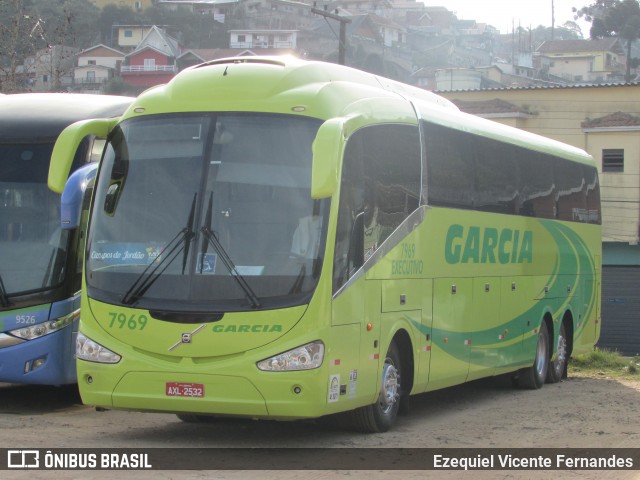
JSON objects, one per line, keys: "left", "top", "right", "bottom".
{"left": 547, "top": 322, "right": 568, "bottom": 383}
{"left": 350, "top": 342, "right": 402, "bottom": 433}
{"left": 517, "top": 323, "right": 550, "bottom": 389}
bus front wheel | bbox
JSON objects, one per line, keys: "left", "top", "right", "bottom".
{"left": 351, "top": 342, "right": 402, "bottom": 433}
{"left": 517, "top": 323, "right": 550, "bottom": 389}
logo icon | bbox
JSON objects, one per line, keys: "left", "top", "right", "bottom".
{"left": 8, "top": 450, "right": 39, "bottom": 469}
{"left": 168, "top": 324, "right": 206, "bottom": 351}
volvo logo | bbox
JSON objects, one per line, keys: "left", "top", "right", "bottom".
{"left": 168, "top": 324, "right": 206, "bottom": 351}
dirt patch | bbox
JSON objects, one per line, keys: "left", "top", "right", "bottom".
{"left": 1, "top": 375, "right": 639, "bottom": 479}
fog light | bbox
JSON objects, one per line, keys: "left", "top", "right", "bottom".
{"left": 23, "top": 356, "right": 46, "bottom": 373}
{"left": 31, "top": 357, "right": 46, "bottom": 370}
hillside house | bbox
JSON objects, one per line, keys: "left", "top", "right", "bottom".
{"left": 535, "top": 39, "right": 626, "bottom": 83}
{"left": 121, "top": 26, "right": 180, "bottom": 87}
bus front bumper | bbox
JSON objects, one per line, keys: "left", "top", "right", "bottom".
{"left": 77, "top": 363, "right": 330, "bottom": 420}
{"left": 0, "top": 328, "right": 77, "bottom": 385}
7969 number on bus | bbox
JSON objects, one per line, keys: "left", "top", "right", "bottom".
{"left": 166, "top": 382, "right": 205, "bottom": 398}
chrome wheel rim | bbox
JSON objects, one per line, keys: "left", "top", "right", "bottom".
{"left": 534, "top": 329, "right": 548, "bottom": 378}
{"left": 378, "top": 360, "right": 400, "bottom": 415}
{"left": 555, "top": 330, "right": 567, "bottom": 376}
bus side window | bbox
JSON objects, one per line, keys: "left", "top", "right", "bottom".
{"left": 585, "top": 166, "right": 601, "bottom": 224}
{"left": 332, "top": 131, "right": 365, "bottom": 293}
{"left": 519, "top": 152, "right": 555, "bottom": 219}
{"left": 332, "top": 124, "right": 420, "bottom": 293}
{"left": 423, "top": 122, "right": 475, "bottom": 209}
{"left": 475, "top": 137, "right": 520, "bottom": 215}
{"left": 555, "top": 159, "right": 587, "bottom": 222}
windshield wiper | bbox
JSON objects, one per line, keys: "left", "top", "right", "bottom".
{"left": 121, "top": 194, "right": 197, "bottom": 306}
{"left": 0, "top": 272, "right": 10, "bottom": 307}
{"left": 200, "top": 224, "right": 261, "bottom": 310}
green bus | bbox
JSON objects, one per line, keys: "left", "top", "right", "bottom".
{"left": 48, "top": 57, "right": 601, "bottom": 432}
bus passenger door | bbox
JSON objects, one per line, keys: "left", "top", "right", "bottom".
{"left": 427, "top": 278, "right": 473, "bottom": 390}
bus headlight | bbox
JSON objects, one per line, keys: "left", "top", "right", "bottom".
{"left": 257, "top": 341, "right": 324, "bottom": 371}
{"left": 76, "top": 332, "right": 121, "bottom": 364}
{"left": 9, "top": 309, "right": 79, "bottom": 340}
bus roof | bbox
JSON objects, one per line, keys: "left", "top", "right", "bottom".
{"left": 129, "top": 56, "right": 593, "bottom": 166}
{"left": 130, "top": 56, "right": 457, "bottom": 119}
{"left": 0, "top": 93, "right": 132, "bottom": 141}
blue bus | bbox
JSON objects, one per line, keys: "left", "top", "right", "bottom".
{"left": 0, "top": 93, "right": 132, "bottom": 385}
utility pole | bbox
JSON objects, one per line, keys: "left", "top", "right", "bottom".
{"left": 551, "top": 0, "right": 555, "bottom": 40}
{"left": 311, "top": 7, "right": 351, "bottom": 65}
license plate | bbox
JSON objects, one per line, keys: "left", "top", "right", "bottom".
{"left": 166, "top": 382, "right": 204, "bottom": 398}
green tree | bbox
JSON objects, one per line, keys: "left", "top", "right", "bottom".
{"left": 0, "top": 0, "right": 45, "bottom": 93}
{"left": 97, "top": 4, "right": 142, "bottom": 46}
{"left": 143, "top": 5, "right": 226, "bottom": 48}
{"left": 576, "top": 0, "right": 640, "bottom": 81}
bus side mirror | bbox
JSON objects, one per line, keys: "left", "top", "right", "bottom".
{"left": 61, "top": 163, "right": 98, "bottom": 230}
{"left": 48, "top": 118, "right": 117, "bottom": 194}
{"left": 311, "top": 118, "right": 347, "bottom": 199}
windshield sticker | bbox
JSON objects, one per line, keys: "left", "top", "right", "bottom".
{"left": 90, "top": 242, "right": 163, "bottom": 268}
{"left": 197, "top": 253, "right": 217, "bottom": 274}
{"left": 235, "top": 266, "right": 264, "bottom": 276}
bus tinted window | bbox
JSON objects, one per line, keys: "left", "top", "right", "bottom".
{"left": 422, "top": 120, "right": 601, "bottom": 224}
{"left": 424, "top": 122, "right": 475, "bottom": 209}
{"left": 555, "top": 159, "right": 587, "bottom": 222}
{"left": 519, "top": 152, "right": 556, "bottom": 219}
{"left": 585, "top": 166, "right": 601, "bottom": 224}
{"left": 363, "top": 124, "right": 420, "bottom": 251}
{"left": 475, "top": 136, "right": 520, "bottom": 214}
{"left": 333, "top": 124, "right": 420, "bottom": 292}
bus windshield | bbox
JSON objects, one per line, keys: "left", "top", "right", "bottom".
{"left": 0, "top": 143, "right": 70, "bottom": 296}
{"left": 87, "top": 113, "right": 328, "bottom": 313}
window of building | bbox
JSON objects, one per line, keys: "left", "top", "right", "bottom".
{"left": 237, "top": 35, "right": 246, "bottom": 43}
{"left": 88, "top": 60, "right": 97, "bottom": 65}
{"left": 144, "top": 58, "right": 156, "bottom": 69}
{"left": 124, "top": 30, "right": 133, "bottom": 38}
{"left": 602, "top": 149, "right": 624, "bottom": 172}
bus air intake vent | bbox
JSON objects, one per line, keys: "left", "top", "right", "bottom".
{"left": 193, "top": 58, "right": 287, "bottom": 70}
{"left": 149, "top": 310, "right": 225, "bottom": 324}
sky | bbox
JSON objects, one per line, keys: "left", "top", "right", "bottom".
{"left": 426, "top": 0, "right": 592, "bottom": 36}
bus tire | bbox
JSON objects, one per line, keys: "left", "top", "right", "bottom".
{"left": 518, "top": 323, "right": 550, "bottom": 390}
{"left": 547, "top": 322, "right": 568, "bottom": 383}
{"left": 350, "top": 342, "right": 402, "bottom": 433}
